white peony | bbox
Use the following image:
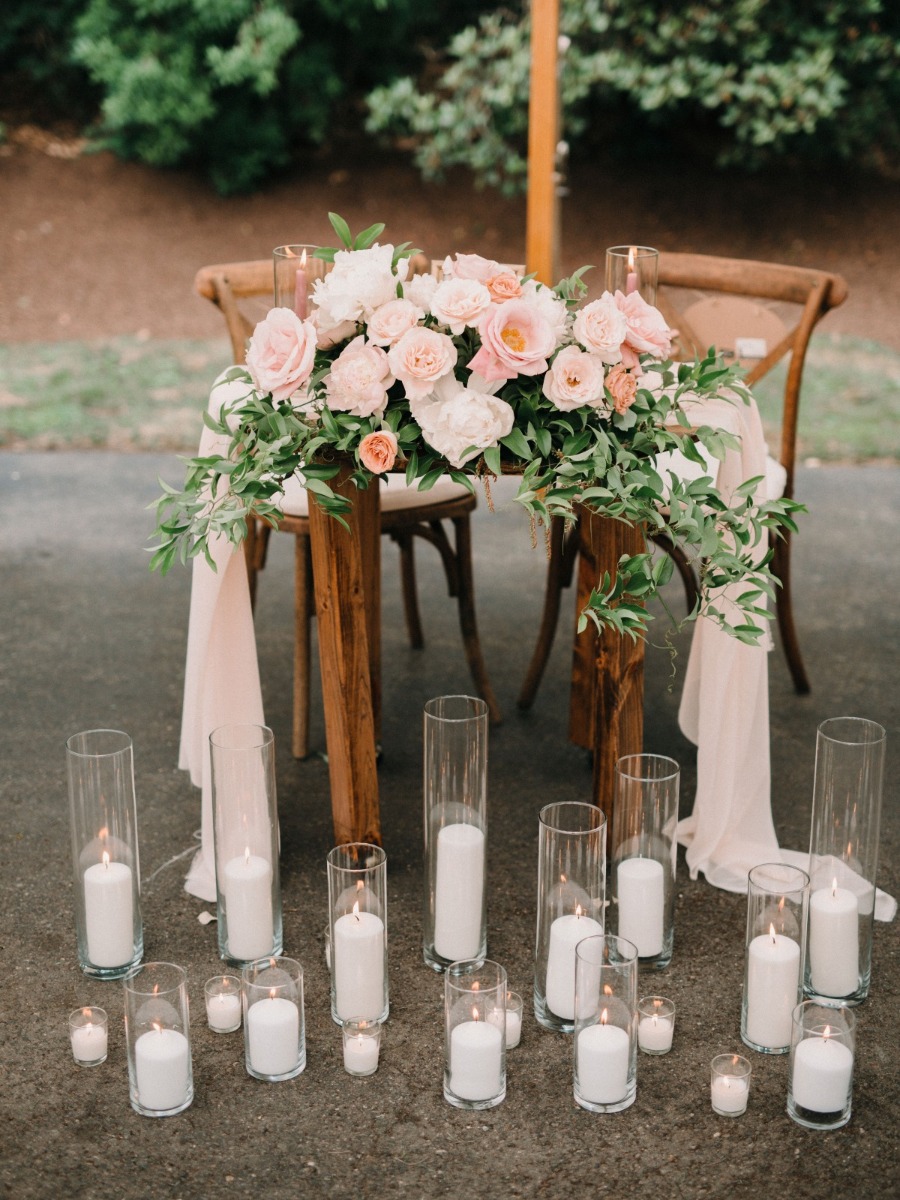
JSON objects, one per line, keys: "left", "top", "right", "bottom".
{"left": 409, "top": 374, "right": 513, "bottom": 468}
{"left": 572, "top": 293, "right": 627, "bottom": 364}
{"left": 311, "top": 243, "right": 398, "bottom": 332}
{"left": 403, "top": 272, "right": 439, "bottom": 310}
{"left": 365, "top": 298, "right": 423, "bottom": 347}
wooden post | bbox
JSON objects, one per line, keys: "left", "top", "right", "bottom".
{"left": 526, "top": 0, "right": 561, "bottom": 285}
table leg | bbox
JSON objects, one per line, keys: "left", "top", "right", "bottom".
{"left": 307, "top": 463, "right": 381, "bottom": 847}
{"left": 568, "top": 510, "right": 645, "bottom": 829}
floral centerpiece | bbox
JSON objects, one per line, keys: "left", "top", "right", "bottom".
{"left": 152, "top": 214, "right": 800, "bottom": 643}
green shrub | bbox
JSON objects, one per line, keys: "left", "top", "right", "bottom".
{"left": 366, "top": 0, "right": 900, "bottom": 193}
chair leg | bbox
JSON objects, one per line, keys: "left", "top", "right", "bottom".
{"left": 243, "top": 517, "right": 272, "bottom": 612}
{"left": 517, "top": 516, "right": 579, "bottom": 710}
{"left": 771, "top": 533, "right": 811, "bottom": 695}
{"left": 453, "top": 515, "right": 501, "bottom": 724}
{"left": 292, "top": 532, "right": 313, "bottom": 758}
{"left": 393, "top": 530, "right": 425, "bottom": 650}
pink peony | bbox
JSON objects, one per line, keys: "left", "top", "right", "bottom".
{"left": 387, "top": 326, "right": 458, "bottom": 400}
{"left": 366, "top": 298, "right": 423, "bottom": 347}
{"left": 614, "top": 290, "right": 673, "bottom": 369}
{"left": 468, "top": 299, "right": 558, "bottom": 383}
{"left": 245, "top": 307, "right": 317, "bottom": 402}
{"left": 485, "top": 272, "right": 523, "bottom": 304}
{"left": 542, "top": 345, "right": 608, "bottom": 413}
{"left": 359, "top": 429, "right": 399, "bottom": 474}
{"left": 605, "top": 363, "right": 638, "bottom": 414}
{"left": 409, "top": 375, "right": 513, "bottom": 468}
{"left": 573, "top": 293, "right": 627, "bottom": 364}
{"left": 324, "top": 336, "right": 393, "bottom": 418}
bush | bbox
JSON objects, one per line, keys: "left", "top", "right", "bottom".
{"left": 366, "top": 0, "right": 900, "bottom": 193}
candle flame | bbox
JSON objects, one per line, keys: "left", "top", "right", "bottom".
{"left": 153, "top": 984, "right": 159, "bottom": 996}
{"left": 560, "top": 873, "right": 567, "bottom": 884}
{"left": 82, "top": 1007, "right": 92, "bottom": 1019}
{"left": 352, "top": 900, "right": 361, "bottom": 921}
{"left": 653, "top": 998, "right": 663, "bottom": 1012}
{"left": 153, "top": 1021, "right": 163, "bottom": 1035}
{"left": 823, "top": 1025, "right": 832, "bottom": 1041}
{"left": 102, "top": 850, "right": 110, "bottom": 869}
{"left": 603, "top": 984, "right": 613, "bottom": 996}
{"left": 300, "top": 248, "right": 307, "bottom": 268}
{"left": 269, "top": 988, "right": 277, "bottom": 1001}
{"left": 778, "top": 897, "right": 785, "bottom": 912}
{"left": 356, "top": 880, "right": 364, "bottom": 891}
{"left": 472, "top": 981, "right": 480, "bottom": 992}
{"left": 600, "top": 1008, "right": 609, "bottom": 1026}
{"left": 627, "top": 246, "right": 637, "bottom": 271}
{"left": 575, "top": 904, "right": 583, "bottom": 919}
{"left": 831, "top": 877, "right": 839, "bottom": 896}
{"left": 98, "top": 826, "right": 109, "bottom": 841}
{"left": 731, "top": 1055, "right": 741, "bottom": 1068}
{"left": 244, "top": 846, "right": 251, "bottom": 865}
{"left": 769, "top": 923, "right": 777, "bottom": 943}
{"left": 472, "top": 1007, "right": 480, "bottom": 1022}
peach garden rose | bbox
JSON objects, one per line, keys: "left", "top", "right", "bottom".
{"left": 359, "top": 429, "right": 399, "bottom": 474}
{"left": 388, "top": 326, "right": 458, "bottom": 400}
{"left": 245, "top": 307, "right": 317, "bottom": 402}
{"left": 542, "top": 345, "right": 608, "bottom": 413}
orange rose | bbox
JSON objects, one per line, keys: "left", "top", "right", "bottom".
{"left": 359, "top": 429, "right": 399, "bottom": 474}
{"left": 605, "top": 363, "right": 638, "bottom": 414}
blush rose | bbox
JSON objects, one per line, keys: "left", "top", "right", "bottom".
{"left": 359, "top": 429, "right": 399, "bottom": 474}
{"left": 246, "top": 307, "right": 318, "bottom": 402}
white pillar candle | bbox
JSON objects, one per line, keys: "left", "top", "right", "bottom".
{"left": 333, "top": 907, "right": 386, "bottom": 1022}
{"left": 576, "top": 1020, "right": 630, "bottom": 1105}
{"left": 616, "top": 857, "right": 665, "bottom": 958}
{"left": 792, "top": 1034, "right": 854, "bottom": 1113}
{"left": 545, "top": 908, "right": 603, "bottom": 1020}
{"left": 206, "top": 991, "right": 241, "bottom": 1033}
{"left": 745, "top": 928, "right": 801, "bottom": 1048}
{"left": 134, "top": 1027, "right": 190, "bottom": 1111}
{"left": 711, "top": 1074, "right": 749, "bottom": 1115}
{"left": 83, "top": 853, "right": 133, "bottom": 968}
{"left": 222, "top": 849, "right": 274, "bottom": 962}
{"left": 343, "top": 1033, "right": 380, "bottom": 1076}
{"left": 449, "top": 1019, "right": 503, "bottom": 1101}
{"left": 638, "top": 1014, "right": 674, "bottom": 1053}
{"left": 71, "top": 1021, "right": 108, "bottom": 1064}
{"left": 246, "top": 996, "right": 300, "bottom": 1076}
{"left": 809, "top": 884, "right": 859, "bottom": 997}
{"left": 433, "top": 823, "right": 485, "bottom": 961}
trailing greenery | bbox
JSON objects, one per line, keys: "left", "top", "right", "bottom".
{"left": 366, "top": 0, "right": 900, "bottom": 195}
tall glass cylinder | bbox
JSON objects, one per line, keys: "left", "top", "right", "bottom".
{"left": 573, "top": 934, "right": 638, "bottom": 1114}
{"left": 741, "top": 863, "right": 809, "bottom": 1054}
{"left": 67, "top": 729, "right": 143, "bottom": 979}
{"left": 605, "top": 245, "right": 659, "bottom": 304}
{"left": 611, "top": 754, "right": 679, "bottom": 969}
{"left": 444, "top": 959, "right": 506, "bottom": 1110}
{"left": 423, "top": 696, "right": 489, "bottom": 972}
{"left": 123, "top": 962, "right": 193, "bottom": 1117}
{"left": 534, "top": 801, "right": 606, "bottom": 1032}
{"left": 273, "top": 244, "right": 330, "bottom": 319}
{"left": 327, "top": 843, "right": 388, "bottom": 1025}
{"left": 210, "top": 724, "right": 283, "bottom": 967}
{"left": 804, "top": 717, "right": 886, "bottom": 1006}
{"left": 787, "top": 1001, "right": 856, "bottom": 1130}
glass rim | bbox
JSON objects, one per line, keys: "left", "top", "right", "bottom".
{"left": 710, "top": 1052, "right": 751, "bottom": 1077}
{"left": 326, "top": 842, "right": 386, "bottom": 871}
{"left": 208, "top": 723, "right": 274, "bottom": 751}
{"left": 638, "top": 995, "right": 675, "bottom": 1015}
{"left": 747, "top": 861, "right": 810, "bottom": 892}
{"left": 122, "top": 961, "right": 187, "bottom": 996}
{"left": 605, "top": 245, "right": 659, "bottom": 258}
{"left": 614, "top": 753, "right": 680, "bottom": 783}
{"left": 65, "top": 729, "right": 132, "bottom": 758}
{"left": 444, "top": 958, "right": 507, "bottom": 994}
{"left": 273, "top": 244, "right": 322, "bottom": 257}
{"left": 817, "top": 716, "right": 886, "bottom": 746}
{"left": 791, "top": 1000, "right": 856, "bottom": 1031}
{"left": 423, "top": 694, "right": 489, "bottom": 722}
{"left": 68, "top": 1006, "right": 107, "bottom": 1027}
{"left": 574, "top": 932, "right": 638, "bottom": 966}
{"left": 240, "top": 955, "right": 303, "bottom": 984}
{"left": 538, "top": 800, "right": 606, "bottom": 835}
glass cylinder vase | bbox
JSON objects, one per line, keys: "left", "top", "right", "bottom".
{"left": 327, "top": 843, "right": 388, "bottom": 1026}
{"left": 273, "top": 245, "right": 330, "bottom": 319}
{"left": 422, "top": 695, "right": 489, "bottom": 972}
{"left": 611, "top": 754, "right": 679, "bottom": 969}
{"left": 787, "top": 1001, "right": 856, "bottom": 1130}
{"left": 242, "top": 956, "right": 306, "bottom": 1082}
{"left": 741, "top": 862, "right": 809, "bottom": 1054}
{"left": 66, "top": 729, "right": 143, "bottom": 979}
{"left": 534, "top": 801, "right": 606, "bottom": 1033}
{"left": 444, "top": 959, "right": 507, "bottom": 1110}
{"left": 124, "top": 962, "right": 193, "bottom": 1117}
{"left": 573, "top": 934, "right": 638, "bottom": 1114}
{"left": 804, "top": 717, "right": 886, "bottom": 1006}
{"left": 605, "top": 246, "right": 659, "bottom": 305}
{"left": 209, "top": 724, "right": 283, "bottom": 967}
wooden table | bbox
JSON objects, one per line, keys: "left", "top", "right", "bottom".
{"left": 308, "top": 464, "right": 645, "bottom": 846}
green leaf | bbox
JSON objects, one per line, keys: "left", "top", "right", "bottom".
{"left": 353, "top": 222, "right": 385, "bottom": 249}
{"left": 328, "top": 212, "right": 353, "bottom": 248}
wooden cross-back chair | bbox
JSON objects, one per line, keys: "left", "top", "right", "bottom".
{"left": 195, "top": 259, "right": 500, "bottom": 759}
{"left": 517, "top": 252, "right": 848, "bottom": 714}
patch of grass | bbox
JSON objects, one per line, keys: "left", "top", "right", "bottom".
{"left": 0, "top": 332, "right": 898, "bottom": 461}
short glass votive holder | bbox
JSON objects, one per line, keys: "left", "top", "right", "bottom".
{"left": 637, "top": 996, "right": 675, "bottom": 1055}
{"left": 327, "top": 843, "right": 388, "bottom": 1026}
{"left": 573, "top": 934, "right": 638, "bottom": 1113}
{"left": 68, "top": 1006, "right": 108, "bottom": 1066}
{"left": 123, "top": 962, "right": 193, "bottom": 1117}
{"left": 444, "top": 960, "right": 507, "bottom": 1110}
{"left": 710, "top": 1054, "right": 751, "bottom": 1117}
{"left": 742, "top": 862, "right": 808, "bottom": 1055}
{"left": 204, "top": 975, "right": 242, "bottom": 1033}
{"left": 503, "top": 991, "right": 524, "bottom": 1050}
{"left": 67, "top": 729, "right": 143, "bottom": 980}
{"left": 272, "top": 244, "right": 330, "bottom": 318}
{"left": 242, "top": 956, "right": 306, "bottom": 1082}
{"left": 342, "top": 1018, "right": 382, "bottom": 1077}
{"left": 605, "top": 245, "right": 659, "bottom": 304}
{"left": 787, "top": 1001, "right": 856, "bottom": 1130}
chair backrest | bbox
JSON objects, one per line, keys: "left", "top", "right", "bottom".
{"left": 195, "top": 260, "right": 274, "bottom": 364}
{"left": 655, "top": 253, "right": 848, "bottom": 497}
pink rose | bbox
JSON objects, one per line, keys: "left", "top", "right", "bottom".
{"left": 573, "top": 293, "right": 627, "bottom": 364}
{"left": 468, "top": 299, "right": 558, "bottom": 383}
{"left": 387, "top": 326, "right": 458, "bottom": 400}
{"left": 614, "top": 290, "right": 673, "bottom": 369}
{"left": 359, "top": 429, "right": 399, "bottom": 474}
{"left": 430, "top": 277, "right": 492, "bottom": 334}
{"left": 605, "top": 363, "right": 638, "bottom": 414}
{"left": 542, "top": 345, "right": 607, "bottom": 412}
{"left": 325, "top": 336, "right": 393, "bottom": 418}
{"left": 246, "top": 307, "right": 317, "bottom": 402}
{"left": 447, "top": 252, "right": 502, "bottom": 282}
{"left": 366, "top": 298, "right": 423, "bottom": 347}
{"left": 485, "top": 272, "right": 523, "bottom": 304}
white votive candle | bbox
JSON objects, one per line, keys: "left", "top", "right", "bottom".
{"left": 433, "top": 823, "right": 486, "bottom": 962}
{"left": 617, "top": 857, "right": 665, "bottom": 958}
{"left": 505, "top": 1008, "right": 522, "bottom": 1049}
{"left": 808, "top": 884, "right": 859, "bottom": 997}
{"left": 83, "top": 853, "right": 133, "bottom": 968}
{"left": 711, "top": 1074, "right": 749, "bottom": 1115}
{"left": 343, "top": 1032, "right": 380, "bottom": 1076}
{"left": 70, "top": 1016, "right": 108, "bottom": 1065}
{"left": 246, "top": 996, "right": 300, "bottom": 1077}
{"left": 222, "top": 849, "right": 274, "bottom": 962}
{"left": 745, "top": 928, "right": 801, "bottom": 1048}
{"left": 545, "top": 908, "right": 603, "bottom": 1020}
{"left": 792, "top": 1033, "right": 854, "bottom": 1113}
{"left": 206, "top": 991, "right": 241, "bottom": 1033}
{"left": 134, "top": 1027, "right": 190, "bottom": 1111}
{"left": 449, "top": 1019, "right": 503, "bottom": 1102}
{"left": 333, "top": 907, "right": 386, "bottom": 1022}
{"left": 638, "top": 1014, "right": 674, "bottom": 1054}
{"left": 577, "top": 1021, "right": 630, "bottom": 1105}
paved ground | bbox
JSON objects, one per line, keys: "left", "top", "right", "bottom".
{"left": 1, "top": 453, "right": 897, "bottom": 1199}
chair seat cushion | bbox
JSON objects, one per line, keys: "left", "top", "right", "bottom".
{"left": 279, "top": 472, "right": 472, "bottom": 518}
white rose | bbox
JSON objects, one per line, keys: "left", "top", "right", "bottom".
{"left": 541, "top": 345, "right": 609, "bottom": 413}
{"left": 404, "top": 272, "right": 439, "bottom": 309}
{"left": 429, "top": 277, "right": 493, "bottom": 335}
{"left": 573, "top": 293, "right": 627, "bottom": 364}
{"left": 311, "top": 243, "right": 398, "bottom": 330}
{"left": 324, "top": 336, "right": 394, "bottom": 418}
{"left": 365, "top": 298, "right": 423, "bottom": 346}
{"left": 409, "top": 374, "right": 514, "bottom": 468}
{"left": 387, "top": 326, "right": 458, "bottom": 401}
{"left": 521, "top": 279, "right": 570, "bottom": 342}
